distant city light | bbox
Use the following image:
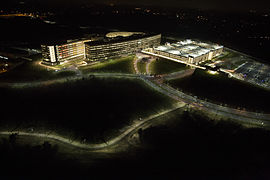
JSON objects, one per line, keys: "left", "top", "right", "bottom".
{"left": 0, "top": 55, "right": 8, "bottom": 60}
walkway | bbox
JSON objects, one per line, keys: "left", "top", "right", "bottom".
{"left": 1, "top": 70, "right": 270, "bottom": 151}
{"left": 0, "top": 102, "right": 186, "bottom": 150}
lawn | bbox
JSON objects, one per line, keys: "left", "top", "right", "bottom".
{"left": 137, "top": 60, "right": 147, "bottom": 74}
{"left": 0, "top": 55, "right": 135, "bottom": 82}
{"left": 53, "top": 56, "right": 85, "bottom": 69}
{"left": 0, "top": 60, "right": 76, "bottom": 82}
{"left": 0, "top": 77, "right": 176, "bottom": 143}
{"left": 150, "top": 58, "right": 190, "bottom": 75}
{"left": 80, "top": 55, "right": 135, "bottom": 74}
{"left": 168, "top": 69, "right": 270, "bottom": 113}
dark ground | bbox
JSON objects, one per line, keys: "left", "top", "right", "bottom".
{"left": 1, "top": 111, "right": 270, "bottom": 180}
{"left": 0, "top": 77, "right": 175, "bottom": 143}
{"left": 168, "top": 69, "right": 270, "bottom": 113}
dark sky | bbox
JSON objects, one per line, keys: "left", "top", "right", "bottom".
{"left": 3, "top": 0, "right": 270, "bottom": 12}
{"left": 112, "top": 0, "right": 270, "bottom": 12}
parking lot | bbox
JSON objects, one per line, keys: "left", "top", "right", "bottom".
{"left": 234, "top": 61, "right": 270, "bottom": 89}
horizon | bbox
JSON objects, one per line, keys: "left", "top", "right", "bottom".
{"left": 0, "top": 0, "right": 270, "bottom": 13}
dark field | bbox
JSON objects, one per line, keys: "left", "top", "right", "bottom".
{"left": 125, "top": 111, "right": 270, "bottom": 179}
{"left": 2, "top": 110, "right": 270, "bottom": 180}
{"left": 0, "top": 77, "right": 175, "bottom": 143}
{"left": 168, "top": 69, "right": 270, "bottom": 112}
{"left": 137, "top": 60, "right": 147, "bottom": 74}
{"left": 150, "top": 58, "right": 190, "bottom": 75}
{"left": 80, "top": 56, "right": 135, "bottom": 74}
{"left": 0, "top": 56, "right": 76, "bottom": 82}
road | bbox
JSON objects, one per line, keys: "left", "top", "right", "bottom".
{"left": 1, "top": 70, "right": 270, "bottom": 151}
{"left": 145, "top": 57, "right": 155, "bottom": 74}
{"left": 1, "top": 71, "right": 270, "bottom": 125}
{"left": 0, "top": 73, "right": 141, "bottom": 89}
{"left": 161, "top": 68, "right": 195, "bottom": 81}
{"left": 141, "top": 76, "right": 270, "bottom": 127}
{"left": 134, "top": 53, "right": 155, "bottom": 75}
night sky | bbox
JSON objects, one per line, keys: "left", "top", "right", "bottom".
{"left": 112, "top": 0, "right": 270, "bottom": 12}
{"left": 1, "top": 0, "right": 270, "bottom": 12}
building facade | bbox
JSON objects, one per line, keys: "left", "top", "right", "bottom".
{"left": 41, "top": 39, "right": 91, "bottom": 65}
{"left": 41, "top": 33, "right": 161, "bottom": 65}
{"left": 84, "top": 34, "right": 161, "bottom": 62}
{"left": 143, "top": 39, "right": 223, "bottom": 65}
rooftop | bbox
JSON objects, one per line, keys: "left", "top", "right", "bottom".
{"left": 105, "top": 32, "right": 144, "bottom": 38}
{"left": 86, "top": 32, "right": 159, "bottom": 46}
{"left": 154, "top": 39, "right": 223, "bottom": 58}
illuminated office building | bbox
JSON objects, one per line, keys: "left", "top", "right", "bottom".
{"left": 41, "top": 39, "right": 90, "bottom": 65}
{"left": 41, "top": 32, "right": 161, "bottom": 65}
{"left": 143, "top": 39, "right": 223, "bottom": 65}
{"left": 84, "top": 33, "right": 161, "bottom": 61}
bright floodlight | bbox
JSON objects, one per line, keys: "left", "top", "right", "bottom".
{"left": 168, "top": 50, "right": 181, "bottom": 55}
{"left": 156, "top": 46, "right": 169, "bottom": 51}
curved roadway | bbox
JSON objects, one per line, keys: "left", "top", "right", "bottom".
{"left": 1, "top": 71, "right": 270, "bottom": 151}
{"left": 0, "top": 103, "right": 185, "bottom": 150}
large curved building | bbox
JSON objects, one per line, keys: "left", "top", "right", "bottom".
{"left": 41, "top": 32, "right": 161, "bottom": 65}
{"left": 85, "top": 33, "right": 161, "bottom": 62}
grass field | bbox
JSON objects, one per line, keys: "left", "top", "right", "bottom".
{"left": 0, "top": 77, "right": 176, "bottom": 143}
{"left": 51, "top": 56, "right": 87, "bottom": 69}
{"left": 150, "top": 58, "right": 190, "bottom": 75}
{"left": 137, "top": 60, "right": 147, "bottom": 74}
{"left": 0, "top": 55, "right": 136, "bottom": 82}
{"left": 0, "top": 59, "right": 76, "bottom": 82}
{"left": 168, "top": 69, "right": 270, "bottom": 113}
{"left": 80, "top": 56, "right": 135, "bottom": 74}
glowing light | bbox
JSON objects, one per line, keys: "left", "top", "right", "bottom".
{"left": 207, "top": 70, "right": 219, "bottom": 75}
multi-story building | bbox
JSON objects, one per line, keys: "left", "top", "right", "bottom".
{"left": 41, "top": 32, "right": 161, "bottom": 65}
{"left": 143, "top": 39, "right": 223, "bottom": 65}
{"left": 41, "top": 39, "right": 91, "bottom": 65}
{"left": 84, "top": 33, "right": 161, "bottom": 61}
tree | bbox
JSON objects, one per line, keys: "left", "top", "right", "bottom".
{"left": 9, "top": 133, "right": 18, "bottom": 145}
{"left": 42, "top": 141, "right": 52, "bottom": 152}
{"left": 138, "top": 128, "right": 143, "bottom": 143}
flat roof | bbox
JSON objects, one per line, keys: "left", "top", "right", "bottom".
{"left": 167, "top": 50, "right": 181, "bottom": 55}
{"left": 155, "top": 45, "right": 170, "bottom": 51}
{"left": 86, "top": 33, "right": 160, "bottom": 46}
{"left": 105, "top": 32, "right": 144, "bottom": 38}
{"left": 154, "top": 39, "right": 223, "bottom": 59}
{"left": 178, "top": 39, "right": 193, "bottom": 45}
